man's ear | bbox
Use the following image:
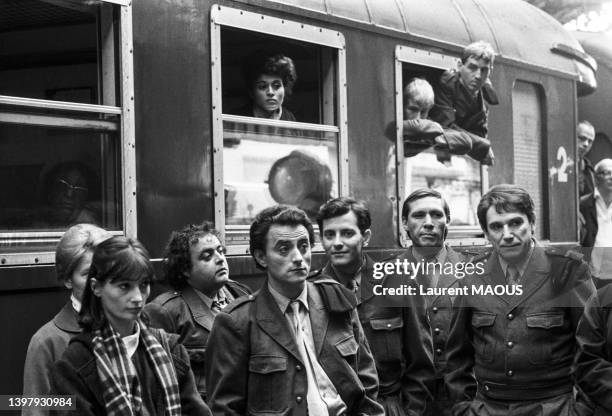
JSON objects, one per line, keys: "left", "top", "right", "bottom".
{"left": 253, "top": 249, "right": 267, "bottom": 269}
{"left": 90, "top": 278, "right": 101, "bottom": 297}
{"left": 362, "top": 229, "right": 372, "bottom": 247}
{"left": 64, "top": 279, "right": 73, "bottom": 291}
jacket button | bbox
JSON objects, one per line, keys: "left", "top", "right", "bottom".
{"left": 432, "top": 307, "right": 439, "bottom": 313}
{"left": 507, "top": 370, "right": 514, "bottom": 377}
{"left": 507, "top": 313, "right": 514, "bottom": 320}
{"left": 506, "top": 341, "right": 514, "bottom": 348}
{"left": 296, "top": 396, "right": 303, "bottom": 403}
{"left": 435, "top": 348, "right": 443, "bottom": 356}
{"left": 296, "top": 364, "right": 302, "bottom": 371}
{"left": 434, "top": 328, "right": 441, "bottom": 335}
{"left": 386, "top": 323, "right": 392, "bottom": 328}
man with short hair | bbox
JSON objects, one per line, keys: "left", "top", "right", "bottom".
{"left": 205, "top": 205, "right": 384, "bottom": 416}
{"left": 580, "top": 158, "right": 612, "bottom": 288}
{"left": 577, "top": 120, "right": 596, "bottom": 197}
{"left": 313, "top": 196, "right": 434, "bottom": 415}
{"left": 399, "top": 189, "right": 470, "bottom": 416}
{"left": 429, "top": 40, "right": 499, "bottom": 138}
{"left": 446, "top": 184, "right": 595, "bottom": 416}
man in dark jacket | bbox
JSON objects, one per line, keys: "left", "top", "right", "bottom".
{"left": 205, "top": 205, "right": 384, "bottom": 416}
{"left": 445, "top": 184, "right": 595, "bottom": 416}
{"left": 577, "top": 120, "right": 596, "bottom": 197}
{"left": 145, "top": 222, "right": 251, "bottom": 400}
{"left": 312, "top": 196, "right": 434, "bottom": 415}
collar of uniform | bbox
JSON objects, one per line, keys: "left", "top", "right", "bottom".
{"left": 193, "top": 287, "right": 215, "bottom": 309}
{"left": 411, "top": 244, "right": 447, "bottom": 264}
{"left": 498, "top": 238, "right": 535, "bottom": 279}
{"left": 329, "top": 255, "right": 366, "bottom": 290}
{"left": 268, "top": 281, "right": 309, "bottom": 314}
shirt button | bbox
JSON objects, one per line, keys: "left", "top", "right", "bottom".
{"left": 432, "top": 307, "right": 439, "bottom": 313}
{"left": 435, "top": 348, "right": 443, "bottom": 356}
{"left": 507, "top": 341, "right": 514, "bottom": 348}
{"left": 434, "top": 328, "right": 441, "bottom": 335}
{"left": 296, "top": 364, "right": 302, "bottom": 371}
{"left": 507, "top": 370, "right": 514, "bottom": 377}
{"left": 507, "top": 313, "right": 514, "bottom": 320}
{"left": 296, "top": 396, "right": 303, "bottom": 403}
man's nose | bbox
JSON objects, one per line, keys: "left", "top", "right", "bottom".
{"left": 423, "top": 214, "right": 434, "bottom": 227}
{"left": 266, "top": 85, "right": 274, "bottom": 95}
{"left": 501, "top": 225, "right": 513, "bottom": 240}
{"left": 291, "top": 248, "right": 304, "bottom": 264}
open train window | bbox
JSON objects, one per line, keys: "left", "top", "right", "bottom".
{"left": 0, "top": 0, "right": 135, "bottom": 266}
{"left": 211, "top": 5, "right": 348, "bottom": 252}
{"left": 395, "top": 46, "right": 488, "bottom": 247}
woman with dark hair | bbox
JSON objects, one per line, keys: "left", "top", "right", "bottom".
{"left": 50, "top": 236, "right": 211, "bottom": 416}
{"left": 237, "top": 53, "right": 298, "bottom": 120}
{"left": 144, "top": 222, "right": 251, "bottom": 400}
{"left": 22, "top": 224, "right": 110, "bottom": 416}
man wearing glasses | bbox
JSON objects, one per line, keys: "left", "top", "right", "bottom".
{"left": 581, "top": 158, "right": 612, "bottom": 288}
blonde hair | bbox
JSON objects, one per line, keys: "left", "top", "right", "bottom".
{"left": 403, "top": 78, "right": 434, "bottom": 112}
{"left": 55, "top": 224, "right": 111, "bottom": 283}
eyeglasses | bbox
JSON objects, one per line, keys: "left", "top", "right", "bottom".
{"left": 55, "top": 178, "right": 89, "bottom": 194}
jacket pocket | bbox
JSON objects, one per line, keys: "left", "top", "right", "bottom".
{"left": 368, "top": 317, "right": 403, "bottom": 367}
{"left": 248, "top": 356, "right": 289, "bottom": 413}
{"left": 525, "top": 312, "right": 564, "bottom": 365}
{"left": 336, "top": 335, "right": 359, "bottom": 357}
{"left": 471, "top": 312, "right": 496, "bottom": 363}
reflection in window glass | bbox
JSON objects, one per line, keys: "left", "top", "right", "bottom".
{"left": 0, "top": 123, "right": 122, "bottom": 232}
{"left": 405, "top": 149, "right": 481, "bottom": 226}
{"left": 223, "top": 120, "right": 338, "bottom": 225}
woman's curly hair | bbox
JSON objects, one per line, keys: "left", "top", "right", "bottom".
{"left": 162, "top": 222, "right": 222, "bottom": 289}
{"left": 243, "top": 53, "right": 298, "bottom": 96}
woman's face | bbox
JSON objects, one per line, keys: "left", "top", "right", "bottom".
{"left": 93, "top": 276, "right": 150, "bottom": 330}
{"left": 64, "top": 251, "right": 92, "bottom": 302}
{"left": 251, "top": 74, "right": 285, "bottom": 115}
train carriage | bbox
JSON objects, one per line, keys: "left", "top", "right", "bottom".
{"left": 0, "top": 0, "right": 597, "bottom": 394}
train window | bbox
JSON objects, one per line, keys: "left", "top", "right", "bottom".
{"left": 211, "top": 5, "right": 348, "bottom": 251}
{"left": 395, "top": 46, "right": 488, "bottom": 246}
{"left": 0, "top": 0, "right": 135, "bottom": 265}
{"left": 512, "top": 81, "right": 547, "bottom": 239}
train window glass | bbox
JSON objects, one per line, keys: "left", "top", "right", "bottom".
{"left": 395, "top": 46, "right": 487, "bottom": 246}
{"left": 512, "top": 81, "right": 546, "bottom": 239}
{"left": 211, "top": 5, "right": 348, "bottom": 250}
{"left": 0, "top": 0, "right": 135, "bottom": 265}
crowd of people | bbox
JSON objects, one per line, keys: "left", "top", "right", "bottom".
{"left": 18, "top": 40, "right": 612, "bottom": 416}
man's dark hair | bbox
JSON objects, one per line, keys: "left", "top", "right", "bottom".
{"left": 243, "top": 53, "right": 298, "bottom": 96}
{"left": 162, "top": 222, "right": 222, "bottom": 289}
{"left": 317, "top": 197, "right": 371, "bottom": 234}
{"left": 477, "top": 184, "right": 535, "bottom": 232}
{"left": 250, "top": 205, "right": 315, "bottom": 270}
{"left": 79, "top": 236, "right": 154, "bottom": 331}
{"left": 402, "top": 188, "right": 451, "bottom": 223}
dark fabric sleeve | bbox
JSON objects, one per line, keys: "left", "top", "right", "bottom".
{"left": 444, "top": 293, "right": 477, "bottom": 414}
{"left": 352, "top": 310, "right": 386, "bottom": 416}
{"left": 49, "top": 357, "right": 99, "bottom": 416}
{"left": 144, "top": 302, "right": 178, "bottom": 334}
{"left": 401, "top": 294, "right": 435, "bottom": 416}
{"left": 575, "top": 293, "right": 612, "bottom": 410}
{"left": 204, "top": 312, "right": 249, "bottom": 416}
{"left": 442, "top": 128, "right": 491, "bottom": 162}
{"left": 169, "top": 339, "right": 212, "bottom": 416}
{"left": 430, "top": 76, "right": 457, "bottom": 128}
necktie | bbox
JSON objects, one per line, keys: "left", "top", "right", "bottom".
{"left": 507, "top": 265, "right": 520, "bottom": 285}
{"left": 211, "top": 296, "right": 228, "bottom": 312}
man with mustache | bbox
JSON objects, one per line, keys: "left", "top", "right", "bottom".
{"left": 312, "top": 196, "right": 435, "bottom": 415}
{"left": 144, "top": 222, "right": 251, "bottom": 401}
{"left": 445, "top": 185, "right": 595, "bottom": 415}
{"left": 205, "top": 205, "right": 384, "bottom": 416}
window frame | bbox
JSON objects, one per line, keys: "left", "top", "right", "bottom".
{"left": 211, "top": 4, "right": 348, "bottom": 255}
{"left": 0, "top": 0, "right": 136, "bottom": 266}
{"left": 394, "top": 45, "right": 489, "bottom": 247}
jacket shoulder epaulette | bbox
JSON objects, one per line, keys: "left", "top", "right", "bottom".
{"left": 461, "top": 248, "right": 492, "bottom": 264}
{"left": 151, "top": 290, "right": 182, "bottom": 305}
{"left": 226, "top": 279, "right": 252, "bottom": 296}
{"left": 224, "top": 293, "right": 256, "bottom": 313}
{"left": 307, "top": 268, "right": 324, "bottom": 281}
{"left": 544, "top": 246, "right": 585, "bottom": 262}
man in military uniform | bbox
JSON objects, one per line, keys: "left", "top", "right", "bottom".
{"left": 313, "top": 196, "right": 434, "bottom": 415}
{"left": 397, "top": 188, "right": 471, "bottom": 416}
{"left": 205, "top": 205, "right": 384, "bottom": 416}
{"left": 445, "top": 184, "right": 595, "bottom": 415}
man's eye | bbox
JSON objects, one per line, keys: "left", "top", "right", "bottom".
{"left": 342, "top": 230, "right": 355, "bottom": 238}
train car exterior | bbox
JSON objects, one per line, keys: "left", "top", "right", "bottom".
{"left": 0, "top": 0, "right": 596, "bottom": 395}
{"left": 576, "top": 30, "right": 612, "bottom": 165}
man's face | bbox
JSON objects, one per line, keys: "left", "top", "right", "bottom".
{"left": 485, "top": 207, "right": 534, "bottom": 265}
{"left": 595, "top": 160, "right": 612, "bottom": 193}
{"left": 251, "top": 74, "right": 285, "bottom": 114}
{"left": 404, "top": 98, "right": 430, "bottom": 120}
{"left": 577, "top": 123, "right": 595, "bottom": 159}
{"left": 51, "top": 168, "right": 89, "bottom": 219}
{"left": 457, "top": 56, "right": 491, "bottom": 94}
{"left": 404, "top": 196, "right": 448, "bottom": 248}
{"left": 186, "top": 234, "right": 229, "bottom": 295}
{"left": 321, "top": 211, "right": 370, "bottom": 270}
{"left": 255, "top": 224, "right": 311, "bottom": 295}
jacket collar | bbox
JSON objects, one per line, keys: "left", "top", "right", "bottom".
{"left": 53, "top": 300, "right": 81, "bottom": 333}
{"left": 181, "top": 286, "right": 216, "bottom": 331}
{"left": 322, "top": 254, "right": 378, "bottom": 303}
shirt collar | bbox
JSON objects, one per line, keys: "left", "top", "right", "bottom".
{"left": 411, "top": 244, "right": 447, "bottom": 263}
{"left": 70, "top": 294, "right": 82, "bottom": 313}
{"left": 268, "top": 282, "right": 309, "bottom": 314}
{"left": 122, "top": 322, "right": 141, "bottom": 358}
{"left": 193, "top": 287, "right": 214, "bottom": 309}
{"left": 498, "top": 239, "right": 535, "bottom": 278}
